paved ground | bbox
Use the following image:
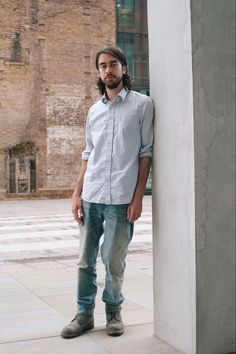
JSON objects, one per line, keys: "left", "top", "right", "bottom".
{"left": 0, "top": 197, "right": 152, "bottom": 261}
{"left": 0, "top": 197, "right": 183, "bottom": 354}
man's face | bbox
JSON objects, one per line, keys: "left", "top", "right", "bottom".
{"left": 98, "top": 53, "right": 126, "bottom": 90}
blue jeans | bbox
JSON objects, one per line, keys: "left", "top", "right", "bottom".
{"left": 77, "top": 201, "right": 134, "bottom": 315}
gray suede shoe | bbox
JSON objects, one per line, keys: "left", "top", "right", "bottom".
{"left": 106, "top": 312, "right": 124, "bottom": 336}
{"left": 61, "top": 314, "right": 94, "bottom": 339}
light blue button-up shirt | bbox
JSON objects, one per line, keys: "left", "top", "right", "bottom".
{"left": 81, "top": 88, "right": 154, "bottom": 205}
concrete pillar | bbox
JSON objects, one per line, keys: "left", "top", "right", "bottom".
{"left": 148, "top": 1, "right": 235, "bottom": 353}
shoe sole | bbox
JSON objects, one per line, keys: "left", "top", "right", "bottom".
{"left": 107, "top": 328, "right": 124, "bottom": 337}
{"left": 61, "top": 323, "right": 94, "bottom": 339}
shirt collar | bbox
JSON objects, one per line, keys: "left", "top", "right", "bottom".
{"left": 101, "top": 88, "right": 129, "bottom": 104}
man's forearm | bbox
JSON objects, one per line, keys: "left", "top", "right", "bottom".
{"left": 133, "top": 156, "right": 151, "bottom": 201}
{"left": 127, "top": 156, "right": 151, "bottom": 222}
{"left": 72, "top": 160, "right": 88, "bottom": 198}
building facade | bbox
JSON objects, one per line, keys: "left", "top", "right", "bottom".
{"left": 0, "top": 0, "right": 148, "bottom": 199}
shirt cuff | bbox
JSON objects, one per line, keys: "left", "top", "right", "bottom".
{"left": 81, "top": 150, "right": 90, "bottom": 160}
{"left": 139, "top": 148, "right": 152, "bottom": 158}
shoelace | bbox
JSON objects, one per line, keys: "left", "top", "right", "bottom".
{"left": 107, "top": 312, "right": 120, "bottom": 321}
{"left": 71, "top": 314, "right": 86, "bottom": 323}
{"left": 71, "top": 313, "right": 90, "bottom": 322}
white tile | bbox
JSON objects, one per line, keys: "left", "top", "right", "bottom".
{"left": 0, "top": 309, "right": 65, "bottom": 343}
{"left": 0, "top": 295, "right": 49, "bottom": 314}
{"left": 0, "top": 334, "right": 110, "bottom": 354}
{"left": 0, "top": 276, "right": 30, "bottom": 297}
{"left": 89, "top": 323, "right": 183, "bottom": 354}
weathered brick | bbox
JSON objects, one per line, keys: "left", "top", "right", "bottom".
{"left": 0, "top": 0, "right": 116, "bottom": 199}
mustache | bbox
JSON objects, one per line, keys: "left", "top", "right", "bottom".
{"left": 105, "top": 74, "right": 116, "bottom": 79}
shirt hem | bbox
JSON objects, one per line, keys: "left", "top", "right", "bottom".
{"left": 82, "top": 196, "right": 132, "bottom": 205}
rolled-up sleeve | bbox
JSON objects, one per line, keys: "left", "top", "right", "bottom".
{"left": 81, "top": 114, "right": 93, "bottom": 160}
{"left": 139, "top": 97, "right": 154, "bottom": 158}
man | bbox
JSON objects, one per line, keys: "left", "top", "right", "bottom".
{"left": 61, "top": 46, "right": 154, "bottom": 339}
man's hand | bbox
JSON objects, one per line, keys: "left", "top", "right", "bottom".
{"left": 127, "top": 197, "right": 142, "bottom": 223}
{"left": 72, "top": 195, "right": 84, "bottom": 225}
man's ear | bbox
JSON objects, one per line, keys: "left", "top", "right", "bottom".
{"left": 123, "top": 66, "right": 127, "bottom": 74}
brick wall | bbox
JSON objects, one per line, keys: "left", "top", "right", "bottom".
{"left": 0, "top": 0, "right": 116, "bottom": 199}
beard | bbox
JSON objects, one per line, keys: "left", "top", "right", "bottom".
{"left": 103, "top": 76, "right": 123, "bottom": 89}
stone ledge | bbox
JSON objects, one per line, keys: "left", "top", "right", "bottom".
{"left": 2, "top": 189, "right": 73, "bottom": 201}
{"left": 3, "top": 60, "right": 29, "bottom": 66}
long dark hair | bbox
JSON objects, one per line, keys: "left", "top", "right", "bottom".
{"left": 95, "top": 46, "right": 132, "bottom": 95}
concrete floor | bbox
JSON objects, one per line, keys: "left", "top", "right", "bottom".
{"left": 0, "top": 197, "right": 183, "bottom": 354}
{"left": 0, "top": 254, "right": 183, "bottom": 354}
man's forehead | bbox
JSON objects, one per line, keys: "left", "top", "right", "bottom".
{"left": 98, "top": 53, "right": 120, "bottom": 64}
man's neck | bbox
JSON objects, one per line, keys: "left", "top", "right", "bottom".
{"left": 106, "top": 83, "right": 124, "bottom": 101}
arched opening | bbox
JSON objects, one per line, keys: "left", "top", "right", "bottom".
{"left": 7, "top": 142, "right": 38, "bottom": 195}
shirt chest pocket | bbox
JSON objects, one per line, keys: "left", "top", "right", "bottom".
{"left": 116, "top": 109, "right": 141, "bottom": 138}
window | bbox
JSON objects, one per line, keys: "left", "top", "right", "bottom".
{"left": 117, "top": 32, "right": 135, "bottom": 78}
{"left": 116, "top": 0, "right": 149, "bottom": 95}
{"left": 116, "top": 0, "right": 135, "bottom": 28}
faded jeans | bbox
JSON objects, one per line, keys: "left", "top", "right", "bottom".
{"left": 77, "top": 201, "right": 134, "bottom": 315}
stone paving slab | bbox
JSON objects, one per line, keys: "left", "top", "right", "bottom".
{"left": 88, "top": 324, "right": 183, "bottom": 354}
{"left": 0, "top": 198, "right": 182, "bottom": 354}
{"left": 0, "top": 326, "right": 182, "bottom": 354}
{"left": 0, "top": 309, "right": 66, "bottom": 343}
{"left": 0, "top": 250, "right": 184, "bottom": 354}
{"left": 0, "top": 275, "right": 30, "bottom": 297}
{"left": 0, "top": 335, "right": 111, "bottom": 354}
{"left": 0, "top": 294, "right": 49, "bottom": 315}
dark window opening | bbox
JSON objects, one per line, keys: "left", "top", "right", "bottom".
{"left": 9, "top": 159, "right": 16, "bottom": 193}
{"left": 30, "top": 159, "right": 36, "bottom": 193}
{"left": 8, "top": 142, "right": 37, "bottom": 194}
